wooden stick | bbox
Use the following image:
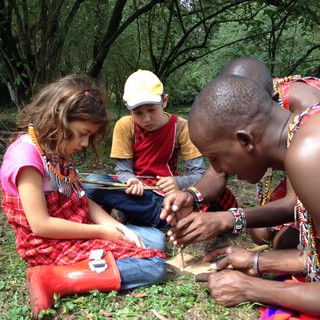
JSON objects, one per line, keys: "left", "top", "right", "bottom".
{"left": 79, "top": 173, "right": 155, "bottom": 179}
{"left": 178, "top": 247, "right": 185, "bottom": 269}
{"left": 84, "top": 186, "right": 160, "bottom": 191}
{"left": 151, "top": 309, "right": 169, "bottom": 320}
{"left": 247, "top": 244, "right": 269, "bottom": 252}
{"left": 80, "top": 179, "right": 128, "bottom": 187}
{"left": 81, "top": 179, "right": 161, "bottom": 190}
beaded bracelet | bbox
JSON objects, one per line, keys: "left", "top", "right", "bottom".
{"left": 184, "top": 186, "right": 204, "bottom": 211}
{"left": 253, "top": 251, "right": 260, "bottom": 275}
{"left": 228, "top": 208, "right": 247, "bottom": 234}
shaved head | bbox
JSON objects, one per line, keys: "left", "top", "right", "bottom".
{"left": 188, "top": 75, "right": 274, "bottom": 143}
{"left": 219, "top": 57, "right": 273, "bottom": 95}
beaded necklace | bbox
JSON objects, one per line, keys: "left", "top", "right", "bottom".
{"left": 28, "top": 124, "right": 83, "bottom": 198}
{"left": 287, "top": 105, "right": 320, "bottom": 281}
{"left": 256, "top": 168, "right": 272, "bottom": 206}
{"left": 257, "top": 75, "right": 302, "bottom": 204}
{"left": 272, "top": 75, "right": 301, "bottom": 108}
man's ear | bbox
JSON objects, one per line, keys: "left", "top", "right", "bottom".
{"left": 236, "top": 130, "right": 254, "bottom": 151}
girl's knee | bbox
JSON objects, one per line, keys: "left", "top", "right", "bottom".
{"left": 149, "top": 257, "right": 167, "bottom": 284}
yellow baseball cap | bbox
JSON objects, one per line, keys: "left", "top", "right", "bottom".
{"left": 123, "top": 70, "right": 163, "bottom": 110}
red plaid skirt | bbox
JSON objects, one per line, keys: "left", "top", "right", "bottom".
{"left": 2, "top": 189, "right": 165, "bottom": 267}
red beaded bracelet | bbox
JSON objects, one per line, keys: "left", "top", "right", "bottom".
{"left": 184, "top": 186, "right": 204, "bottom": 211}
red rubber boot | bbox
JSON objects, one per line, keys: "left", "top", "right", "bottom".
{"left": 27, "top": 251, "right": 121, "bottom": 318}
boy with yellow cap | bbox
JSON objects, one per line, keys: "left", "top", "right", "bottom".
{"left": 85, "top": 70, "right": 237, "bottom": 228}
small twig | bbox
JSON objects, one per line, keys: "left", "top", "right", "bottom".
{"left": 151, "top": 309, "right": 169, "bottom": 320}
{"left": 178, "top": 247, "right": 185, "bottom": 269}
{"left": 247, "top": 244, "right": 269, "bottom": 252}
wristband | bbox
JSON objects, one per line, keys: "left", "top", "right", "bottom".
{"left": 228, "top": 208, "right": 247, "bottom": 234}
{"left": 253, "top": 251, "right": 261, "bottom": 276}
{"left": 184, "top": 186, "right": 204, "bottom": 211}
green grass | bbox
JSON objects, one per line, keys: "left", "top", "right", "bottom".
{"left": 0, "top": 208, "right": 260, "bottom": 319}
{"left": 0, "top": 103, "right": 261, "bottom": 319}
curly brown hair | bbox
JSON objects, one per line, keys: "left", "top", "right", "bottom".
{"left": 14, "top": 74, "right": 108, "bottom": 163}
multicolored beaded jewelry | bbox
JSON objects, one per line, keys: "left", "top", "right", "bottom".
{"left": 184, "top": 186, "right": 204, "bottom": 211}
{"left": 257, "top": 76, "right": 302, "bottom": 206}
{"left": 228, "top": 208, "right": 247, "bottom": 234}
{"left": 256, "top": 168, "right": 273, "bottom": 206}
{"left": 287, "top": 105, "right": 320, "bottom": 281}
{"left": 28, "top": 124, "right": 83, "bottom": 198}
{"left": 272, "top": 75, "right": 301, "bottom": 108}
{"left": 295, "top": 197, "right": 320, "bottom": 281}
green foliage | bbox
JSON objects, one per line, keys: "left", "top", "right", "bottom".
{"left": 1, "top": 0, "right": 320, "bottom": 107}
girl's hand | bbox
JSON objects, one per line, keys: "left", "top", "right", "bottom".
{"left": 115, "top": 225, "right": 146, "bottom": 248}
{"left": 156, "top": 176, "right": 178, "bottom": 194}
{"left": 125, "top": 178, "right": 144, "bottom": 196}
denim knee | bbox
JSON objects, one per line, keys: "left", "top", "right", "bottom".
{"left": 126, "top": 225, "right": 166, "bottom": 251}
{"left": 117, "top": 257, "right": 167, "bottom": 290}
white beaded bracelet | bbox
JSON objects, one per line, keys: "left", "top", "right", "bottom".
{"left": 228, "top": 208, "right": 247, "bottom": 234}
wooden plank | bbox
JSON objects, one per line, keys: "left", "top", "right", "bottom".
{"left": 167, "top": 253, "right": 211, "bottom": 276}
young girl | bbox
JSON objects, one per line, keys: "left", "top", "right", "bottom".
{"left": 0, "top": 75, "right": 166, "bottom": 318}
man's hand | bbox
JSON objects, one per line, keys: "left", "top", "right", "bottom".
{"left": 202, "top": 245, "right": 257, "bottom": 276}
{"left": 195, "top": 270, "right": 257, "bottom": 307}
{"left": 160, "top": 190, "right": 194, "bottom": 226}
{"left": 166, "top": 211, "right": 234, "bottom": 246}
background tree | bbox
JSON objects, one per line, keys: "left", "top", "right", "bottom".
{"left": 0, "top": 0, "right": 319, "bottom": 107}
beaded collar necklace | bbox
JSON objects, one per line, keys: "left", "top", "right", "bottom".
{"left": 287, "top": 105, "right": 320, "bottom": 281}
{"left": 272, "top": 75, "right": 301, "bottom": 108}
{"left": 256, "top": 168, "right": 272, "bottom": 206}
{"left": 257, "top": 75, "right": 302, "bottom": 205}
{"left": 28, "top": 124, "right": 82, "bottom": 198}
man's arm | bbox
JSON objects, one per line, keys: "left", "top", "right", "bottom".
{"left": 193, "top": 164, "right": 227, "bottom": 202}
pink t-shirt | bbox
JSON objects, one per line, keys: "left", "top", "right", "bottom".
{"left": 0, "top": 134, "right": 53, "bottom": 195}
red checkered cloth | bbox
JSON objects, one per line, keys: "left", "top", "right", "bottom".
{"left": 214, "top": 187, "right": 238, "bottom": 211}
{"left": 2, "top": 188, "right": 166, "bottom": 267}
{"left": 270, "top": 179, "right": 287, "bottom": 202}
{"left": 198, "top": 187, "right": 237, "bottom": 212}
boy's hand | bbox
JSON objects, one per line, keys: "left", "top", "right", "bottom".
{"left": 156, "top": 176, "right": 178, "bottom": 194}
{"left": 125, "top": 178, "right": 144, "bottom": 196}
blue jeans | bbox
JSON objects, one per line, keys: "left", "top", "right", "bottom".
{"left": 83, "top": 174, "right": 167, "bottom": 228}
{"left": 116, "top": 225, "right": 167, "bottom": 290}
